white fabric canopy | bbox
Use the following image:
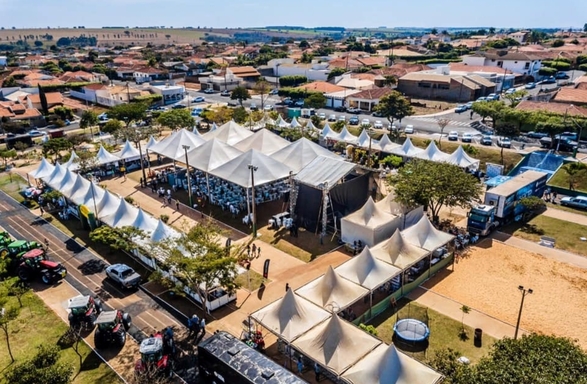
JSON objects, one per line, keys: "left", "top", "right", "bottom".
{"left": 335, "top": 247, "right": 402, "bottom": 290}
{"left": 61, "top": 172, "right": 89, "bottom": 199}
{"left": 343, "top": 344, "right": 443, "bottom": 384}
{"left": 203, "top": 120, "right": 253, "bottom": 145}
{"left": 401, "top": 215, "right": 454, "bottom": 252}
{"left": 292, "top": 315, "right": 381, "bottom": 375}
{"left": 356, "top": 129, "right": 373, "bottom": 149}
{"left": 208, "top": 149, "right": 292, "bottom": 188}
{"left": 371, "top": 229, "right": 429, "bottom": 269}
{"left": 413, "top": 141, "right": 449, "bottom": 162}
{"left": 250, "top": 289, "right": 331, "bottom": 342}
{"left": 270, "top": 138, "right": 340, "bottom": 173}
{"left": 275, "top": 115, "right": 289, "bottom": 128}
{"left": 115, "top": 140, "right": 141, "bottom": 161}
{"left": 64, "top": 150, "right": 80, "bottom": 171}
{"left": 42, "top": 163, "right": 67, "bottom": 187}
{"left": 341, "top": 197, "right": 403, "bottom": 247}
{"left": 446, "top": 145, "right": 480, "bottom": 169}
{"left": 294, "top": 156, "right": 356, "bottom": 189}
{"left": 209, "top": 122, "right": 218, "bottom": 132}
{"left": 290, "top": 117, "right": 301, "bottom": 128}
{"left": 101, "top": 198, "right": 140, "bottom": 228}
{"left": 131, "top": 208, "right": 159, "bottom": 234}
{"left": 296, "top": 266, "right": 368, "bottom": 310}
{"left": 96, "top": 145, "right": 121, "bottom": 165}
{"left": 95, "top": 191, "right": 127, "bottom": 220}
{"left": 185, "top": 139, "right": 243, "bottom": 172}
{"left": 337, "top": 126, "right": 358, "bottom": 144}
{"left": 192, "top": 126, "right": 203, "bottom": 136}
{"left": 29, "top": 158, "right": 55, "bottom": 179}
{"left": 376, "top": 194, "right": 425, "bottom": 230}
{"left": 233, "top": 129, "right": 290, "bottom": 154}
{"left": 321, "top": 123, "right": 340, "bottom": 141}
{"left": 150, "top": 219, "right": 181, "bottom": 243}
{"left": 69, "top": 181, "right": 105, "bottom": 209}
{"left": 149, "top": 129, "right": 206, "bottom": 161}
{"left": 389, "top": 138, "right": 423, "bottom": 158}
{"left": 305, "top": 120, "right": 319, "bottom": 132}
{"left": 145, "top": 135, "right": 159, "bottom": 150}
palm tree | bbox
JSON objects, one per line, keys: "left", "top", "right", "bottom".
{"left": 561, "top": 163, "right": 587, "bottom": 190}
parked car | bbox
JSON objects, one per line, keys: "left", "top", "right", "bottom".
{"left": 264, "top": 105, "right": 273, "bottom": 111}
{"left": 172, "top": 104, "right": 186, "bottom": 109}
{"left": 372, "top": 111, "right": 384, "bottom": 117}
{"left": 505, "top": 88, "right": 516, "bottom": 94}
{"left": 105, "top": 264, "right": 141, "bottom": 289}
{"left": 220, "top": 90, "right": 230, "bottom": 96}
{"left": 348, "top": 117, "right": 360, "bottom": 125}
{"left": 497, "top": 137, "right": 511, "bottom": 148}
{"left": 465, "top": 101, "right": 474, "bottom": 109}
{"left": 404, "top": 125, "right": 414, "bottom": 134}
{"left": 526, "top": 131, "right": 547, "bottom": 139}
{"left": 294, "top": 100, "right": 304, "bottom": 107}
{"left": 555, "top": 72, "right": 570, "bottom": 80}
{"left": 158, "top": 107, "right": 169, "bottom": 111}
{"left": 347, "top": 107, "right": 361, "bottom": 114}
{"left": 560, "top": 196, "right": 587, "bottom": 210}
{"left": 476, "top": 97, "right": 487, "bottom": 102}
{"left": 328, "top": 114, "right": 336, "bottom": 122}
{"left": 361, "top": 118, "right": 370, "bottom": 126}
{"left": 525, "top": 82, "right": 536, "bottom": 89}
{"left": 269, "top": 89, "right": 279, "bottom": 95}
{"left": 455, "top": 105, "right": 467, "bottom": 113}
{"left": 250, "top": 103, "right": 258, "bottom": 111}
{"left": 334, "top": 106, "right": 347, "bottom": 112}
{"left": 338, "top": 115, "right": 346, "bottom": 122}
{"left": 28, "top": 130, "right": 43, "bottom": 137}
{"left": 481, "top": 135, "right": 493, "bottom": 146}
{"left": 448, "top": 131, "right": 459, "bottom": 141}
{"left": 542, "top": 77, "right": 556, "bottom": 84}
{"left": 461, "top": 132, "right": 473, "bottom": 143}
{"left": 318, "top": 112, "right": 326, "bottom": 120}
{"left": 283, "top": 98, "right": 293, "bottom": 106}
{"left": 193, "top": 96, "right": 205, "bottom": 103}
{"left": 203, "top": 88, "right": 215, "bottom": 94}
{"left": 191, "top": 108, "right": 203, "bottom": 116}
{"left": 487, "top": 93, "right": 500, "bottom": 101}
{"left": 373, "top": 120, "right": 383, "bottom": 129}
{"left": 227, "top": 101, "right": 238, "bottom": 107}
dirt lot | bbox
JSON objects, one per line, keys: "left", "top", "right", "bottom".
{"left": 424, "top": 240, "right": 587, "bottom": 348}
{"left": 410, "top": 98, "right": 458, "bottom": 115}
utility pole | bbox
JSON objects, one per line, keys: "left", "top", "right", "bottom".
{"left": 183, "top": 145, "right": 193, "bottom": 208}
{"left": 514, "top": 285, "right": 533, "bottom": 339}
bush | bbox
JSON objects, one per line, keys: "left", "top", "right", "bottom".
{"left": 278, "top": 75, "right": 307, "bottom": 87}
{"left": 160, "top": 214, "right": 169, "bottom": 223}
{"left": 577, "top": 55, "right": 587, "bottom": 65}
{"left": 417, "top": 58, "right": 462, "bottom": 65}
{"left": 542, "top": 61, "right": 571, "bottom": 71}
{"left": 538, "top": 67, "right": 557, "bottom": 76}
{"left": 54, "top": 119, "right": 66, "bottom": 128}
{"left": 551, "top": 39, "right": 565, "bottom": 47}
{"left": 382, "top": 155, "right": 403, "bottom": 168}
{"left": 579, "top": 64, "right": 587, "bottom": 72}
{"left": 358, "top": 323, "right": 378, "bottom": 336}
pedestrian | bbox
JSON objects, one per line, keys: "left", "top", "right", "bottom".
{"left": 165, "top": 326, "right": 174, "bottom": 339}
{"left": 167, "top": 195, "right": 172, "bottom": 205}
{"left": 167, "top": 189, "right": 171, "bottom": 198}
{"left": 175, "top": 199, "right": 180, "bottom": 211}
{"left": 199, "top": 317, "right": 206, "bottom": 336}
{"left": 256, "top": 246, "right": 261, "bottom": 259}
{"left": 285, "top": 283, "right": 289, "bottom": 292}
{"left": 151, "top": 182, "right": 156, "bottom": 193}
{"left": 39, "top": 205, "right": 44, "bottom": 215}
{"left": 140, "top": 177, "right": 144, "bottom": 188}
{"left": 188, "top": 314, "right": 199, "bottom": 338}
{"left": 252, "top": 243, "right": 257, "bottom": 255}
{"left": 314, "top": 362, "right": 321, "bottom": 381}
{"left": 552, "top": 191, "right": 558, "bottom": 203}
{"left": 297, "top": 358, "right": 303, "bottom": 375}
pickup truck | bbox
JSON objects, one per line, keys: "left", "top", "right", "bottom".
{"left": 540, "top": 137, "right": 578, "bottom": 152}
{"left": 105, "top": 264, "right": 141, "bottom": 289}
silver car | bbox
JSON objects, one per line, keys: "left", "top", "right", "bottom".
{"left": 560, "top": 196, "right": 587, "bottom": 210}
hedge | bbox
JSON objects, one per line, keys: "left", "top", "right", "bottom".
{"left": 542, "top": 61, "right": 571, "bottom": 71}
{"left": 277, "top": 87, "right": 316, "bottom": 99}
{"left": 538, "top": 67, "right": 557, "bottom": 76}
{"left": 279, "top": 75, "right": 308, "bottom": 87}
{"left": 578, "top": 64, "right": 587, "bottom": 71}
{"left": 416, "top": 58, "right": 462, "bottom": 65}
{"left": 131, "top": 94, "right": 163, "bottom": 103}
{"left": 39, "top": 82, "right": 96, "bottom": 92}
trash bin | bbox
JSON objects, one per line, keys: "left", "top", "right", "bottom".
{"left": 474, "top": 328, "right": 483, "bottom": 348}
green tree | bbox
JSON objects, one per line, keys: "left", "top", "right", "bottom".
{"left": 13, "top": 141, "right": 28, "bottom": 157}
{"left": 38, "top": 84, "right": 49, "bottom": 115}
{"left": 108, "top": 102, "right": 148, "bottom": 127}
{"left": 0, "top": 148, "right": 17, "bottom": 167}
{"left": 79, "top": 110, "right": 98, "bottom": 132}
{"left": 0, "top": 290, "right": 20, "bottom": 363}
{"left": 536, "top": 116, "right": 567, "bottom": 148}
{"left": 65, "top": 132, "right": 87, "bottom": 151}
{"left": 373, "top": 91, "right": 414, "bottom": 127}
{"left": 299, "top": 40, "right": 309, "bottom": 49}
{"left": 560, "top": 162, "right": 587, "bottom": 190}
{"left": 551, "top": 39, "right": 565, "bottom": 47}
{"left": 494, "top": 120, "right": 520, "bottom": 165}
{"left": 89, "top": 225, "right": 145, "bottom": 252}
{"left": 101, "top": 118, "right": 123, "bottom": 134}
{"left": 436, "top": 118, "right": 450, "bottom": 150}
{"left": 5, "top": 344, "right": 74, "bottom": 384}
{"left": 304, "top": 93, "right": 327, "bottom": 109}
{"left": 471, "top": 100, "right": 506, "bottom": 127}
{"left": 34, "top": 40, "right": 43, "bottom": 47}
{"left": 584, "top": 23, "right": 587, "bottom": 32}
{"left": 503, "top": 90, "right": 528, "bottom": 108}
{"left": 519, "top": 196, "right": 546, "bottom": 221}
{"left": 2, "top": 76, "right": 17, "bottom": 87}
{"left": 230, "top": 86, "right": 251, "bottom": 107}
{"left": 42, "top": 138, "right": 71, "bottom": 163}
{"left": 254, "top": 78, "right": 272, "bottom": 110}
{"left": 232, "top": 106, "right": 248, "bottom": 124}
{"left": 327, "top": 67, "right": 346, "bottom": 80}
{"left": 390, "top": 160, "right": 482, "bottom": 222}
{"left": 156, "top": 108, "right": 195, "bottom": 131}
{"left": 52, "top": 106, "right": 74, "bottom": 121}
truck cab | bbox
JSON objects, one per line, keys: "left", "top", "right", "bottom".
{"left": 467, "top": 205, "right": 498, "bottom": 236}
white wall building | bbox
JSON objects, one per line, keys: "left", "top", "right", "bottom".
{"left": 150, "top": 84, "right": 185, "bottom": 105}
{"left": 462, "top": 53, "right": 542, "bottom": 79}
{"left": 274, "top": 62, "right": 331, "bottom": 82}
{"left": 0, "top": 56, "right": 7, "bottom": 66}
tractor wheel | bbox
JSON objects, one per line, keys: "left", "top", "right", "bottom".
{"left": 94, "top": 328, "right": 105, "bottom": 349}
{"left": 95, "top": 300, "right": 103, "bottom": 314}
{"left": 115, "top": 328, "right": 126, "bottom": 347}
{"left": 0, "top": 247, "right": 8, "bottom": 259}
{"left": 122, "top": 313, "right": 132, "bottom": 331}
{"left": 17, "top": 267, "right": 31, "bottom": 282}
{"left": 41, "top": 272, "right": 52, "bottom": 285}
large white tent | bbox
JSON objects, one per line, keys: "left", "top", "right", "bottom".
{"left": 208, "top": 149, "right": 292, "bottom": 188}
{"left": 95, "top": 191, "right": 128, "bottom": 220}
{"left": 377, "top": 134, "right": 400, "bottom": 152}
{"left": 296, "top": 266, "right": 368, "bottom": 310}
{"left": 335, "top": 247, "right": 402, "bottom": 291}
{"left": 96, "top": 145, "right": 121, "bottom": 165}
{"left": 337, "top": 126, "right": 358, "bottom": 144}
{"left": 446, "top": 145, "right": 480, "bottom": 169}
{"left": 294, "top": 156, "right": 356, "bottom": 189}
{"left": 130, "top": 208, "right": 159, "bottom": 233}
{"left": 101, "top": 198, "right": 140, "bottom": 228}
{"left": 233, "top": 128, "right": 290, "bottom": 154}
{"left": 401, "top": 215, "right": 455, "bottom": 252}
{"left": 150, "top": 219, "right": 181, "bottom": 243}
{"left": 275, "top": 115, "right": 289, "bottom": 129}
{"left": 58, "top": 171, "right": 85, "bottom": 198}
{"left": 321, "top": 124, "right": 340, "bottom": 141}
{"left": 69, "top": 181, "right": 105, "bottom": 208}
{"left": 270, "top": 138, "right": 339, "bottom": 173}
{"left": 115, "top": 140, "right": 141, "bottom": 161}
{"left": 389, "top": 138, "right": 423, "bottom": 158}
{"left": 185, "top": 139, "right": 243, "bottom": 172}
{"left": 250, "top": 289, "right": 331, "bottom": 342}
{"left": 292, "top": 315, "right": 381, "bottom": 375}
{"left": 371, "top": 229, "right": 429, "bottom": 269}
{"left": 376, "top": 194, "right": 425, "bottom": 230}
{"left": 203, "top": 120, "right": 253, "bottom": 145}
{"left": 412, "top": 141, "right": 449, "bottom": 162}
{"left": 342, "top": 344, "right": 443, "bottom": 384}
{"left": 43, "top": 163, "right": 67, "bottom": 187}
{"left": 29, "top": 158, "right": 55, "bottom": 179}
{"left": 149, "top": 128, "right": 206, "bottom": 161}
{"left": 145, "top": 135, "right": 159, "bottom": 150}
{"left": 290, "top": 117, "right": 301, "bottom": 129}
{"left": 63, "top": 150, "right": 80, "bottom": 171}
{"left": 341, "top": 197, "right": 403, "bottom": 247}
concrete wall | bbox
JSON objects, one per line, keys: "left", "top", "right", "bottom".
{"left": 397, "top": 80, "right": 476, "bottom": 102}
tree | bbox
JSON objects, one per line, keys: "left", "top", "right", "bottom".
{"left": 327, "top": 67, "right": 346, "bottom": 80}
{"left": 560, "top": 162, "right": 587, "bottom": 190}
{"left": 551, "top": 39, "right": 565, "bottom": 48}
{"left": 0, "top": 148, "right": 17, "bottom": 167}
{"left": 13, "top": 141, "right": 28, "bottom": 157}
{"left": 2, "top": 76, "right": 17, "bottom": 87}
{"left": 66, "top": 133, "right": 87, "bottom": 151}
{"left": 90, "top": 225, "right": 145, "bottom": 252}
{"left": 536, "top": 117, "right": 567, "bottom": 149}
{"left": 232, "top": 106, "right": 248, "bottom": 124}
{"left": 390, "top": 160, "right": 482, "bottom": 222}
{"left": 79, "top": 110, "right": 98, "bottom": 133}
{"left": 230, "top": 86, "right": 251, "bottom": 107}
{"left": 471, "top": 100, "right": 506, "bottom": 126}
{"left": 503, "top": 90, "right": 528, "bottom": 108}
{"left": 0, "top": 293, "right": 20, "bottom": 363}
{"left": 373, "top": 91, "right": 414, "bottom": 128}
{"left": 494, "top": 121, "right": 520, "bottom": 165}
{"left": 436, "top": 118, "right": 450, "bottom": 150}
{"left": 5, "top": 344, "right": 74, "bottom": 384}
{"left": 304, "top": 93, "right": 327, "bottom": 109}
{"left": 584, "top": 23, "right": 587, "bottom": 33}
{"left": 108, "top": 102, "right": 148, "bottom": 127}
{"left": 430, "top": 28, "right": 438, "bottom": 35}
{"left": 459, "top": 305, "right": 470, "bottom": 337}
{"left": 254, "top": 78, "right": 271, "bottom": 110}
{"left": 102, "top": 118, "right": 123, "bottom": 134}
{"left": 34, "top": 40, "right": 43, "bottom": 47}
{"left": 38, "top": 84, "right": 49, "bottom": 115}
{"left": 299, "top": 40, "right": 309, "bottom": 49}
{"left": 156, "top": 109, "right": 195, "bottom": 131}
{"left": 519, "top": 196, "right": 546, "bottom": 221}
{"left": 42, "top": 138, "right": 71, "bottom": 163}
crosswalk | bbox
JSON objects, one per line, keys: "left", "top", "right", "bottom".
{"left": 411, "top": 116, "right": 473, "bottom": 127}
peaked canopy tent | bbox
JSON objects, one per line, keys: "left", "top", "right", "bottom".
{"left": 377, "top": 134, "right": 400, "bottom": 153}
{"left": 250, "top": 289, "right": 331, "bottom": 343}
{"left": 446, "top": 145, "right": 480, "bottom": 170}
{"left": 94, "top": 190, "right": 121, "bottom": 219}
{"left": 100, "top": 198, "right": 140, "bottom": 228}
{"left": 130, "top": 208, "right": 160, "bottom": 234}
{"left": 371, "top": 229, "right": 429, "bottom": 270}
{"left": 115, "top": 140, "right": 142, "bottom": 161}
{"left": 233, "top": 128, "right": 290, "bottom": 155}
{"left": 58, "top": 172, "right": 88, "bottom": 199}
{"left": 209, "top": 122, "right": 218, "bottom": 132}
{"left": 29, "top": 158, "right": 55, "bottom": 180}
{"left": 412, "top": 141, "right": 450, "bottom": 162}
{"left": 292, "top": 315, "right": 381, "bottom": 376}
{"left": 342, "top": 343, "right": 443, "bottom": 384}
{"left": 320, "top": 124, "right": 341, "bottom": 142}
{"left": 388, "top": 138, "right": 424, "bottom": 160}
{"left": 145, "top": 135, "right": 159, "bottom": 150}
{"left": 95, "top": 145, "right": 122, "bottom": 166}
{"left": 401, "top": 215, "right": 455, "bottom": 252}
{"left": 341, "top": 197, "right": 403, "bottom": 247}
{"left": 335, "top": 247, "right": 402, "bottom": 291}
{"left": 290, "top": 117, "right": 301, "bottom": 129}
{"left": 148, "top": 128, "right": 206, "bottom": 161}
{"left": 68, "top": 181, "right": 105, "bottom": 209}
{"left": 202, "top": 120, "right": 253, "bottom": 145}
{"left": 275, "top": 115, "right": 289, "bottom": 129}
{"left": 42, "top": 163, "right": 68, "bottom": 188}
{"left": 296, "top": 266, "right": 368, "bottom": 311}
{"left": 63, "top": 150, "right": 80, "bottom": 171}
{"left": 270, "top": 138, "right": 340, "bottom": 173}
{"left": 192, "top": 126, "right": 203, "bottom": 136}
{"left": 337, "top": 126, "right": 359, "bottom": 145}
{"left": 376, "top": 193, "right": 425, "bottom": 230}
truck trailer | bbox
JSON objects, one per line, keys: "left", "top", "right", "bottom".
{"left": 467, "top": 170, "right": 548, "bottom": 236}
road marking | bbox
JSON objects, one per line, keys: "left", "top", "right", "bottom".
{"left": 411, "top": 117, "right": 474, "bottom": 127}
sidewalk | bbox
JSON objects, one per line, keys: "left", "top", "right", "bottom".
{"left": 542, "top": 206, "right": 587, "bottom": 227}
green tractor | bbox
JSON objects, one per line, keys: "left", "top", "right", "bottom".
{"left": 0, "top": 231, "right": 12, "bottom": 248}
{"left": 0, "top": 240, "right": 44, "bottom": 271}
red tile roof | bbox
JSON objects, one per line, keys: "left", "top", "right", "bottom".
{"left": 516, "top": 100, "right": 587, "bottom": 117}
{"left": 552, "top": 88, "right": 587, "bottom": 105}
{"left": 296, "top": 81, "right": 346, "bottom": 93}
{"left": 347, "top": 87, "right": 393, "bottom": 100}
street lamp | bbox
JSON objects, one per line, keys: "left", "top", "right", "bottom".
{"left": 514, "top": 285, "right": 533, "bottom": 339}
{"left": 182, "top": 145, "right": 193, "bottom": 208}
{"left": 136, "top": 134, "right": 147, "bottom": 185}
{"left": 248, "top": 164, "right": 258, "bottom": 238}
{"left": 367, "top": 127, "right": 374, "bottom": 166}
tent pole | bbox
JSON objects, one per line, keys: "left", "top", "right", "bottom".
{"left": 370, "top": 290, "right": 373, "bottom": 320}
{"left": 315, "top": 202, "right": 323, "bottom": 235}
{"left": 205, "top": 172, "right": 211, "bottom": 200}
{"left": 428, "top": 252, "right": 432, "bottom": 278}
{"left": 246, "top": 188, "right": 251, "bottom": 219}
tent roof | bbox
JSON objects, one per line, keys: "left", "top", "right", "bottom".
{"left": 192, "top": 126, "right": 203, "bottom": 136}
{"left": 446, "top": 146, "right": 480, "bottom": 168}
{"left": 69, "top": 181, "right": 105, "bottom": 208}
{"left": 64, "top": 150, "right": 80, "bottom": 171}
{"left": 115, "top": 140, "right": 141, "bottom": 160}
{"left": 101, "top": 198, "right": 139, "bottom": 228}
{"left": 335, "top": 247, "right": 402, "bottom": 290}
{"left": 344, "top": 197, "right": 396, "bottom": 227}
{"left": 29, "top": 158, "right": 55, "bottom": 179}
{"left": 371, "top": 229, "right": 429, "bottom": 269}
{"left": 389, "top": 138, "right": 423, "bottom": 157}
{"left": 294, "top": 156, "right": 356, "bottom": 189}
{"left": 210, "top": 122, "right": 218, "bottom": 131}
{"left": 151, "top": 219, "right": 181, "bottom": 243}
{"left": 208, "top": 149, "right": 292, "bottom": 188}
{"left": 42, "top": 163, "right": 67, "bottom": 187}
{"left": 321, "top": 123, "right": 340, "bottom": 140}
{"left": 342, "top": 344, "right": 443, "bottom": 384}
{"left": 270, "top": 138, "right": 339, "bottom": 173}
{"left": 376, "top": 193, "right": 407, "bottom": 215}
{"left": 337, "top": 126, "right": 358, "bottom": 144}
{"left": 275, "top": 115, "right": 288, "bottom": 128}
{"left": 290, "top": 117, "right": 301, "bottom": 128}
{"left": 377, "top": 134, "right": 400, "bottom": 152}
{"left": 131, "top": 209, "right": 160, "bottom": 234}
{"left": 185, "top": 139, "right": 243, "bottom": 173}
{"left": 250, "top": 290, "right": 331, "bottom": 343}
{"left": 96, "top": 145, "right": 121, "bottom": 165}
{"left": 94, "top": 191, "right": 121, "bottom": 219}
{"left": 145, "top": 135, "right": 159, "bottom": 150}
{"left": 401, "top": 215, "right": 455, "bottom": 251}
{"left": 61, "top": 173, "right": 90, "bottom": 200}
{"left": 203, "top": 120, "right": 253, "bottom": 145}
{"left": 292, "top": 315, "right": 381, "bottom": 375}
{"left": 233, "top": 129, "right": 290, "bottom": 155}
{"left": 413, "top": 141, "right": 449, "bottom": 162}
{"left": 296, "top": 266, "right": 368, "bottom": 310}
{"left": 149, "top": 129, "right": 206, "bottom": 161}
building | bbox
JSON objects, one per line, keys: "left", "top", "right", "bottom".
{"left": 516, "top": 100, "right": 587, "bottom": 118}
{"left": 26, "top": 92, "right": 64, "bottom": 110}
{"left": 462, "top": 51, "right": 542, "bottom": 79}
{"left": 552, "top": 88, "right": 587, "bottom": 106}
{"left": 133, "top": 67, "right": 168, "bottom": 84}
{"left": 273, "top": 62, "right": 331, "bottom": 82}
{"left": 507, "top": 31, "right": 530, "bottom": 44}
{"left": 150, "top": 84, "right": 185, "bottom": 105}
{"left": 0, "top": 56, "right": 7, "bottom": 66}
{"left": 296, "top": 81, "right": 346, "bottom": 94}
{"left": 324, "top": 89, "right": 361, "bottom": 109}
{"left": 227, "top": 66, "right": 261, "bottom": 84}
{"left": 69, "top": 83, "right": 107, "bottom": 104}
{"left": 0, "top": 101, "right": 44, "bottom": 126}
{"left": 59, "top": 70, "right": 99, "bottom": 83}
{"left": 448, "top": 63, "right": 518, "bottom": 91}
{"left": 346, "top": 88, "right": 394, "bottom": 111}
{"left": 335, "top": 74, "right": 375, "bottom": 90}
{"left": 94, "top": 85, "right": 144, "bottom": 107}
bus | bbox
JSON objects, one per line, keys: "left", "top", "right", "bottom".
{"left": 198, "top": 331, "right": 308, "bottom": 384}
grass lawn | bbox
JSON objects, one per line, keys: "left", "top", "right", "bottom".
{"left": 503, "top": 215, "right": 587, "bottom": 257}
{"left": 0, "top": 285, "right": 121, "bottom": 384}
{"left": 548, "top": 167, "right": 587, "bottom": 193}
{"left": 235, "top": 269, "right": 267, "bottom": 292}
{"left": 0, "top": 174, "right": 37, "bottom": 208}
{"left": 370, "top": 299, "right": 495, "bottom": 364}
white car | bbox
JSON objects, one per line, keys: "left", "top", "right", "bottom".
{"left": 461, "top": 132, "right": 473, "bottom": 143}
{"left": 404, "top": 125, "right": 414, "bottom": 134}
{"left": 448, "top": 131, "right": 459, "bottom": 141}
{"left": 328, "top": 114, "right": 336, "bottom": 122}
{"left": 361, "top": 119, "right": 370, "bottom": 126}
{"left": 318, "top": 112, "right": 326, "bottom": 120}
{"left": 264, "top": 105, "right": 273, "bottom": 111}
{"left": 373, "top": 120, "right": 383, "bottom": 129}
{"left": 338, "top": 115, "right": 346, "bottom": 122}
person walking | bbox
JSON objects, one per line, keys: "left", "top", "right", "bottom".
{"left": 285, "top": 283, "right": 289, "bottom": 292}
{"left": 314, "top": 362, "right": 321, "bottom": 381}
{"left": 188, "top": 314, "right": 199, "bottom": 338}
{"left": 175, "top": 199, "right": 180, "bottom": 211}
{"left": 297, "top": 358, "right": 303, "bottom": 375}
{"left": 199, "top": 317, "right": 206, "bottom": 336}
{"left": 39, "top": 205, "right": 44, "bottom": 216}
{"left": 251, "top": 243, "right": 257, "bottom": 255}
{"left": 256, "top": 246, "right": 261, "bottom": 259}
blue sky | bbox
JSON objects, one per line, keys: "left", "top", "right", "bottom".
{"left": 1, "top": 0, "right": 585, "bottom": 29}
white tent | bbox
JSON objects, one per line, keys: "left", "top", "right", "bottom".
{"left": 42, "top": 163, "right": 67, "bottom": 187}
{"left": 292, "top": 315, "right": 381, "bottom": 375}
{"left": 149, "top": 129, "right": 206, "bottom": 161}
{"left": 60, "top": 172, "right": 89, "bottom": 199}
{"left": 150, "top": 219, "right": 181, "bottom": 243}
{"left": 402, "top": 215, "right": 454, "bottom": 251}
{"left": 29, "top": 158, "right": 55, "bottom": 179}
{"left": 341, "top": 197, "right": 403, "bottom": 247}
{"left": 95, "top": 145, "right": 121, "bottom": 165}
{"left": 209, "top": 122, "right": 218, "bottom": 132}
{"left": 233, "top": 129, "right": 290, "bottom": 154}
{"left": 446, "top": 145, "right": 480, "bottom": 169}
{"left": 259, "top": 114, "right": 276, "bottom": 127}
{"left": 376, "top": 194, "right": 425, "bottom": 230}
{"left": 275, "top": 115, "right": 289, "bottom": 128}
{"left": 337, "top": 126, "right": 358, "bottom": 144}
{"left": 115, "top": 140, "right": 141, "bottom": 161}
{"left": 371, "top": 229, "right": 429, "bottom": 269}
{"left": 64, "top": 150, "right": 80, "bottom": 171}
{"left": 305, "top": 120, "right": 319, "bottom": 132}
{"left": 270, "top": 138, "right": 340, "bottom": 173}
{"left": 185, "top": 139, "right": 243, "bottom": 172}
{"left": 335, "top": 247, "right": 402, "bottom": 291}
{"left": 145, "top": 135, "right": 159, "bottom": 150}
{"left": 356, "top": 129, "right": 374, "bottom": 149}
{"left": 208, "top": 149, "right": 292, "bottom": 188}
{"left": 131, "top": 208, "right": 159, "bottom": 234}
{"left": 250, "top": 289, "right": 331, "bottom": 342}
{"left": 413, "top": 141, "right": 449, "bottom": 162}
{"left": 192, "top": 126, "right": 203, "bottom": 136}
{"left": 296, "top": 266, "right": 368, "bottom": 310}
{"left": 378, "top": 134, "right": 400, "bottom": 152}
{"left": 290, "top": 117, "right": 301, "bottom": 129}
{"left": 101, "top": 198, "right": 139, "bottom": 228}
{"left": 95, "top": 191, "right": 127, "bottom": 220}
{"left": 321, "top": 123, "right": 340, "bottom": 141}
{"left": 69, "top": 181, "right": 105, "bottom": 208}
{"left": 342, "top": 344, "right": 443, "bottom": 384}
{"left": 294, "top": 156, "right": 356, "bottom": 189}
{"left": 203, "top": 120, "right": 253, "bottom": 145}
{"left": 389, "top": 138, "right": 423, "bottom": 158}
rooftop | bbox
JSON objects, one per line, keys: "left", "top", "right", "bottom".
{"left": 347, "top": 87, "right": 393, "bottom": 100}
{"left": 296, "top": 81, "right": 346, "bottom": 94}
{"left": 516, "top": 100, "right": 587, "bottom": 117}
{"left": 552, "top": 88, "right": 587, "bottom": 105}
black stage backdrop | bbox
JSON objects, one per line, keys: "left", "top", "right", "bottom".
{"left": 295, "top": 173, "right": 370, "bottom": 233}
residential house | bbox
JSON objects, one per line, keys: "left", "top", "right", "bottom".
{"left": 26, "top": 92, "right": 64, "bottom": 110}
{"left": 324, "top": 89, "right": 362, "bottom": 109}
{"left": 19, "top": 72, "right": 64, "bottom": 87}
{"left": 296, "top": 81, "right": 346, "bottom": 94}
{"left": 94, "top": 85, "right": 144, "bottom": 107}
{"left": 199, "top": 68, "right": 242, "bottom": 91}
{"left": 335, "top": 74, "right": 374, "bottom": 90}
{"left": 69, "top": 83, "right": 107, "bottom": 104}
{"left": 59, "top": 70, "right": 99, "bottom": 83}
{"left": 507, "top": 31, "right": 530, "bottom": 44}
{"left": 552, "top": 88, "right": 587, "bottom": 106}
{"left": 462, "top": 51, "right": 542, "bottom": 79}
{"left": 227, "top": 66, "right": 261, "bottom": 84}
{"left": 0, "top": 101, "right": 44, "bottom": 126}
{"left": 346, "top": 88, "right": 394, "bottom": 111}
{"left": 133, "top": 67, "right": 168, "bottom": 84}
{"left": 448, "top": 63, "right": 518, "bottom": 91}
{"left": 150, "top": 83, "right": 185, "bottom": 105}
{"left": 516, "top": 100, "right": 587, "bottom": 118}
{"left": 273, "top": 62, "right": 331, "bottom": 82}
